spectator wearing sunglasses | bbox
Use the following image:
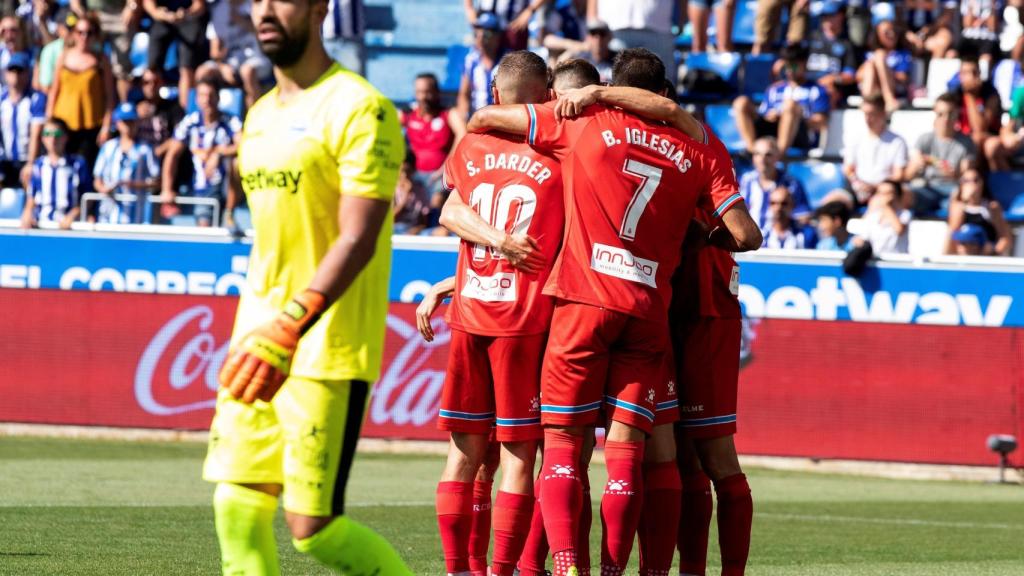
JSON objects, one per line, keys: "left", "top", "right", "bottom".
{"left": 20, "top": 117, "right": 89, "bottom": 230}
{"left": 0, "top": 52, "right": 47, "bottom": 189}
{"left": 47, "top": 11, "right": 115, "bottom": 169}
{"left": 0, "top": 16, "right": 31, "bottom": 88}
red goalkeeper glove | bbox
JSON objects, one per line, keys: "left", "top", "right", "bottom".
{"left": 219, "top": 289, "right": 327, "bottom": 403}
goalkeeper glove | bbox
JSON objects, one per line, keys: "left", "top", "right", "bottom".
{"left": 220, "top": 289, "right": 327, "bottom": 403}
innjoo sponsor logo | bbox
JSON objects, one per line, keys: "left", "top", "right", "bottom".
{"left": 460, "top": 269, "right": 517, "bottom": 302}
{"left": 590, "top": 242, "right": 658, "bottom": 288}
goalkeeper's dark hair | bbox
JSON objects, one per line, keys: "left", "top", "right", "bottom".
{"left": 496, "top": 50, "right": 550, "bottom": 87}
{"left": 611, "top": 48, "right": 666, "bottom": 94}
{"left": 553, "top": 58, "right": 600, "bottom": 90}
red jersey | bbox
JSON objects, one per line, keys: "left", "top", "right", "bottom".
{"left": 442, "top": 132, "right": 565, "bottom": 336}
{"left": 401, "top": 106, "right": 454, "bottom": 172}
{"left": 671, "top": 129, "right": 744, "bottom": 321}
{"left": 526, "top": 102, "right": 743, "bottom": 322}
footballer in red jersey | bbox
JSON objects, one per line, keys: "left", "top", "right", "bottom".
{"left": 670, "top": 130, "right": 756, "bottom": 576}
{"left": 467, "top": 49, "right": 762, "bottom": 576}
{"left": 427, "top": 51, "right": 565, "bottom": 576}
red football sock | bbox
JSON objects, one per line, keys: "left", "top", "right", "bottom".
{"left": 490, "top": 491, "right": 534, "bottom": 576}
{"left": 517, "top": 479, "right": 548, "bottom": 576}
{"left": 678, "top": 472, "right": 713, "bottom": 576}
{"left": 715, "top": 474, "right": 752, "bottom": 576}
{"left": 539, "top": 429, "right": 584, "bottom": 576}
{"left": 599, "top": 440, "right": 645, "bottom": 573}
{"left": 637, "top": 461, "right": 681, "bottom": 576}
{"left": 577, "top": 467, "right": 592, "bottom": 575}
{"left": 437, "top": 481, "right": 474, "bottom": 574}
{"left": 469, "top": 480, "right": 493, "bottom": 574}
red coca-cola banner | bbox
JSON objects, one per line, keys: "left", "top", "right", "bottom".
{"left": 1, "top": 289, "right": 1022, "bottom": 465}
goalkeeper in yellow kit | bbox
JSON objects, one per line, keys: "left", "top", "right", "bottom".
{"left": 201, "top": 0, "right": 410, "bottom": 573}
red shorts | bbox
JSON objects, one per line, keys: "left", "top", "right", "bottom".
{"left": 653, "top": 352, "right": 680, "bottom": 427}
{"left": 541, "top": 301, "right": 669, "bottom": 435}
{"left": 438, "top": 329, "right": 545, "bottom": 442}
{"left": 674, "top": 317, "right": 740, "bottom": 439}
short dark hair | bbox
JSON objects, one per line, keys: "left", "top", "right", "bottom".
{"left": 553, "top": 58, "right": 600, "bottom": 89}
{"left": 781, "top": 43, "right": 810, "bottom": 64}
{"left": 415, "top": 72, "right": 439, "bottom": 86}
{"left": 862, "top": 92, "right": 886, "bottom": 111}
{"left": 44, "top": 117, "right": 69, "bottom": 133}
{"left": 611, "top": 48, "right": 666, "bottom": 93}
{"left": 197, "top": 77, "right": 221, "bottom": 93}
{"left": 496, "top": 50, "right": 550, "bottom": 87}
{"left": 960, "top": 54, "right": 981, "bottom": 69}
{"left": 879, "top": 178, "right": 904, "bottom": 199}
{"left": 815, "top": 201, "right": 852, "bottom": 225}
{"left": 936, "top": 92, "right": 959, "bottom": 108}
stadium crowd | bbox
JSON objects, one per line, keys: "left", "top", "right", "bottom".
{"left": 8, "top": 0, "right": 1022, "bottom": 256}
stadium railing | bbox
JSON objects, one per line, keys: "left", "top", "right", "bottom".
{"left": 79, "top": 193, "right": 222, "bottom": 229}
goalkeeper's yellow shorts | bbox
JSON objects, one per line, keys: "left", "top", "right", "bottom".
{"left": 202, "top": 377, "right": 370, "bottom": 517}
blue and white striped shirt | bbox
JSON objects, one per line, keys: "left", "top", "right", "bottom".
{"left": 464, "top": 48, "right": 503, "bottom": 116}
{"left": 173, "top": 111, "right": 241, "bottom": 191}
{"left": 323, "top": 0, "right": 365, "bottom": 40}
{"left": 475, "top": 0, "right": 530, "bottom": 28}
{"left": 93, "top": 139, "right": 160, "bottom": 224}
{"left": 30, "top": 154, "right": 88, "bottom": 223}
{"left": 0, "top": 88, "right": 46, "bottom": 162}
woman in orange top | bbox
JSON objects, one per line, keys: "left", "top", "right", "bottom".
{"left": 47, "top": 12, "right": 114, "bottom": 168}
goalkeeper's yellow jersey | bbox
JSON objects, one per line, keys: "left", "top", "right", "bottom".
{"left": 233, "top": 62, "right": 405, "bottom": 382}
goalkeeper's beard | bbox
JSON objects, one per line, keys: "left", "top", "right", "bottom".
{"left": 259, "top": 23, "right": 311, "bottom": 68}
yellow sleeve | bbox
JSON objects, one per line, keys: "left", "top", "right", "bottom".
{"left": 333, "top": 93, "right": 405, "bottom": 202}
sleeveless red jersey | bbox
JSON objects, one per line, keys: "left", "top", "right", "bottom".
{"left": 442, "top": 131, "right": 565, "bottom": 336}
{"left": 401, "top": 106, "right": 454, "bottom": 172}
{"left": 525, "top": 102, "right": 743, "bottom": 322}
{"left": 670, "top": 129, "right": 744, "bottom": 321}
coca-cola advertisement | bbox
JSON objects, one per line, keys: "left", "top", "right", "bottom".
{"left": 1, "top": 288, "right": 1022, "bottom": 465}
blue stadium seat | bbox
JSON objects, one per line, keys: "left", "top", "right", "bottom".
{"left": 785, "top": 161, "right": 847, "bottom": 208}
{"left": 185, "top": 88, "right": 246, "bottom": 117}
{"left": 0, "top": 188, "right": 25, "bottom": 219}
{"left": 988, "top": 171, "right": 1024, "bottom": 221}
{"left": 442, "top": 44, "right": 470, "bottom": 93}
{"left": 732, "top": 0, "right": 759, "bottom": 45}
{"left": 742, "top": 53, "right": 775, "bottom": 99}
{"left": 704, "top": 104, "right": 745, "bottom": 153}
{"left": 680, "top": 52, "right": 741, "bottom": 101}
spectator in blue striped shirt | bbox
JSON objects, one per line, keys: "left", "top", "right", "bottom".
{"left": 161, "top": 78, "right": 240, "bottom": 226}
{"left": 456, "top": 13, "right": 506, "bottom": 122}
{"left": 323, "top": 0, "right": 365, "bottom": 75}
{"left": 739, "top": 136, "right": 811, "bottom": 233}
{"left": 20, "top": 117, "right": 87, "bottom": 230}
{"left": 93, "top": 102, "right": 160, "bottom": 224}
{"left": 0, "top": 52, "right": 47, "bottom": 189}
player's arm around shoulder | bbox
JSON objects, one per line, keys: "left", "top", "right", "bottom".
{"left": 466, "top": 104, "right": 531, "bottom": 135}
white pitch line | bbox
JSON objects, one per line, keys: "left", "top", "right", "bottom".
{"left": 759, "top": 512, "right": 1024, "bottom": 531}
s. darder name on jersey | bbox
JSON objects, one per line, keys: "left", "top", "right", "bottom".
{"left": 601, "top": 128, "right": 691, "bottom": 173}
{"left": 465, "top": 153, "right": 553, "bottom": 184}
{"left": 241, "top": 168, "right": 303, "bottom": 193}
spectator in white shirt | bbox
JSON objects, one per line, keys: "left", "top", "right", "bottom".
{"left": 862, "top": 179, "right": 912, "bottom": 254}
{"left": 843, "top": 93, "right": 908, "bottom": 204}
{"left": 588, "top": 0, "right": 685, "bottom": 83}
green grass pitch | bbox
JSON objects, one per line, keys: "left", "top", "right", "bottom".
{"left": 1, "top": 436, "right": 1023, "bottom": 575}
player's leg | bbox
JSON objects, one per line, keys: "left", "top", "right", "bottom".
{"left": 540, "top": 302, "right": 612, "bottom": 576}
{"left": 203, "top": 389, "right": 286, "bottom": 576}
{"left": 599, "top": 316, "right": 668, "bottom": 575}
{"left": 577, "top": 430, "right": 596, "bottom": 576}
{"left": 490, "top": 333, "right": 545, "bottom": 576}
{"left": 683, "top": 317, "right": 751, "bottom": 576}
{"left": 695, "top": 435, "right": 750, "bottom": 576}
{"left": 638, "top": 425, "right": 681, "bottom": 576}
{"left": 676, "top": 432, "right": 712, "bottom": 576}
{"left": 277, "top": 377, "right": 411, "bottom": 575}
{"left": 469, "top": 441, "right": 500, "bottom": 576}
{"left": 437, "top": 329, "right": 498, "bottom": 575}
{"left": 517, "top": 452, "right": 550, "bottom": 576}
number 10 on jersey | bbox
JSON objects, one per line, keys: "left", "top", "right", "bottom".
{"left": 468, "top": 183, "right": 537, "bottom": 261}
